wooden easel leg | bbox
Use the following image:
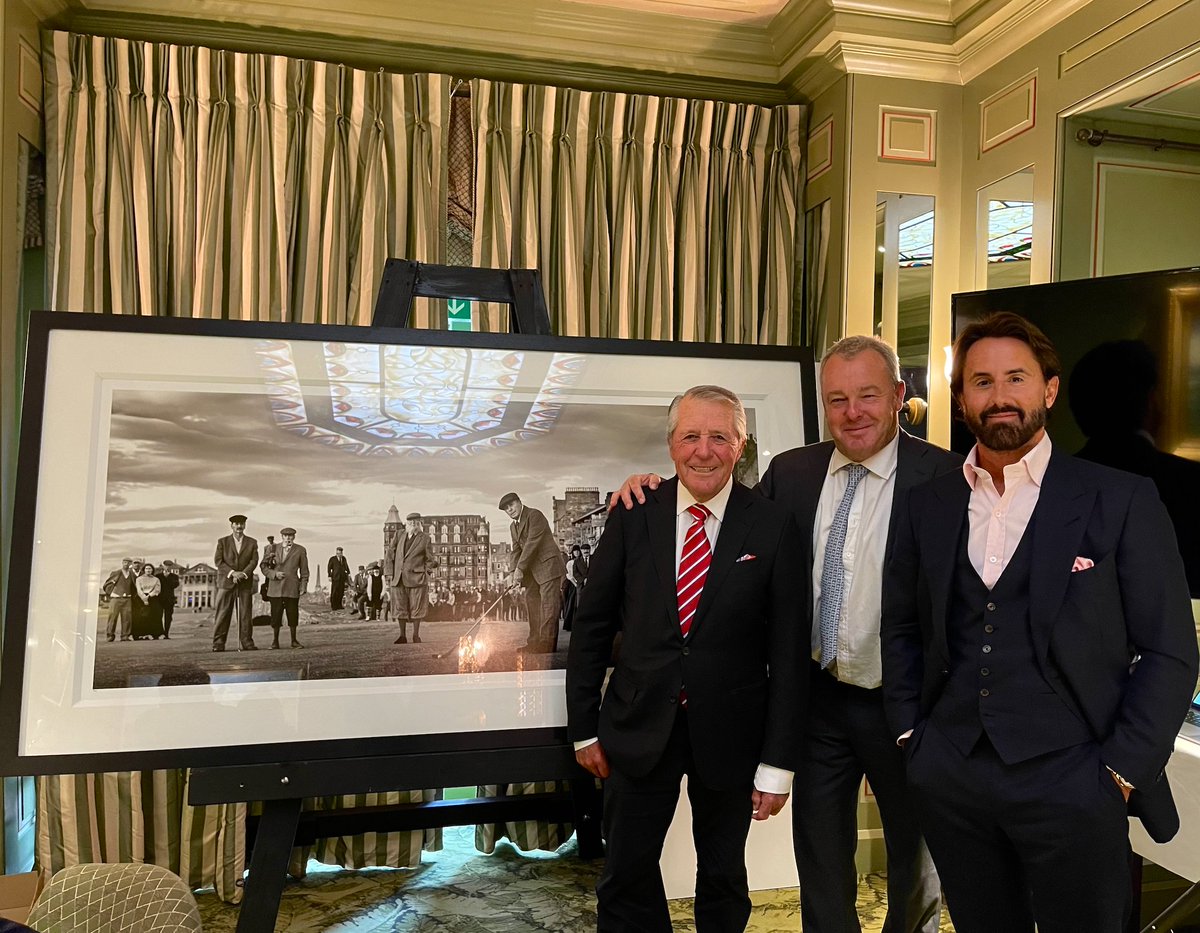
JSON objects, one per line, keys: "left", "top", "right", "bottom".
{"left": 237, "top": 797, "right": 302, "bottom": 933}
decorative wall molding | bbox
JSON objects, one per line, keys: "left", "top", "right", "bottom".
{"left": 17, "top": 36, "right": 44, "bottom": 116}
{"left": 980, "top": 71, "right": 1036, "bottom": 153}
{"left": 1092, "top": 159, "right": 1200, "bottom": 275}
{"left": 807, "top": 115, "right": 835, "bottom": 179}
{"left": 1060, "top": 0, "right": 1192, "bottom": 76}
{"left": 879, "top": 105, "right": 937, "bottom": 162}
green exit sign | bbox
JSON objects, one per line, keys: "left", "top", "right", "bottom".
{"left": 447, "top": 298, "right": 472, "bottom": 331}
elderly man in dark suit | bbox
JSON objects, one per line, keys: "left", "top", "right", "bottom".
{"left": 615, "top": 336, "right": 956, "bottom": 932}
{"left": 500, "top": 491, "right": 566, "bottom": 653}
{"left": 212, "top": 513, "right": 259, "bottom": 652}
{"left": 385, "top": 512, "right": 436, "bottom": 644}
{"left": 263, "top": 526, "right": 309, "bottom": 649}
{"left": 882, "top": 312, "right": 1199, "bottom": 932}
{"left": 568, "top": 384, "right": 806, "bottom": 933}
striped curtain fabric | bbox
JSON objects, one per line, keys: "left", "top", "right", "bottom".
{"left": 471, "top": 80, "right": 807, "bottom": 344}
{"left": 42, "top": 31, "right": 448, "bottom": 323}
{"left": 38, "top": 31, "right": 451, "bottom": 903}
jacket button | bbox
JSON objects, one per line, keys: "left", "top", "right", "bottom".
{"left": 669, "top": 695, "right": 677, "bottom": 704}
{"left": 986, "top": 602, "right": 996, "bottom": 611}
{"left": 682, "top": 647, "right": 690, "bottom": 656}
{"left": 980, "top": 688, "right": 990, "bottom": 697}
{"left": 984, "top": 624, "right": 994, "bottom": 634}
{"left": 980, "top": 668, "right": 990, "bottom": 676}
{"left": 982, "top": 645, "right": 992, "bottom": 653}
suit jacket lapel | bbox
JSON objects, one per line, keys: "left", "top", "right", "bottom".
{"left": 1029, "top": 452, "right": 1093, "bottom": 661}
{"left": 927, "top": 472, "right": 970, "bottom": 660}
{"left": 796, "top": 444, "right": 833, "bottom": 573}
{"left": 691, "top": 483, "right": 753, "bottom": 638}
{"left": 647, "top": 479, "right": 682, "bottom": 630}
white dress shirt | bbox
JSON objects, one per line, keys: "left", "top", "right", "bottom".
{"left": 963, "top": 433, "right": 1052, "bottom": 588}
{"left": 811, "top": 431, "right": 899, "bottom": 688}
{"left": 577, "top": 476, "right": 792, "bottom": 796}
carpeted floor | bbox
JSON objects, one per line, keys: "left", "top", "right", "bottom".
{"left": 195, "top": 825, "right": 955, "bottom": 932}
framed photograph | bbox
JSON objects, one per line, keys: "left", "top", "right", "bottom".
{"left": 1, "top": 312, "right": 816, "bottom": 774}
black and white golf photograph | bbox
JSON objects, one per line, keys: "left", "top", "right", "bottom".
{"left": 6, "top": 317, "right": 809, "bottom": 764}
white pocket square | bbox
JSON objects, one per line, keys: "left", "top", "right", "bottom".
{"left": 1071, "top": 556, "right": 1095, "bottom": 572}
{"left": 736, "top": 553, "right": 757, "bottom": 563}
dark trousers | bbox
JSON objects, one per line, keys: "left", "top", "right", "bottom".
{"left": 162, "top": 602, "right": 174, "bottom": 636}
{"left": 213, "top": 584, "right": 255, "bottom": 649}
{"left": 524, "top": 576, "right": 562, "bottom": 651}
{"left": 270, "top": 597, "right": 300, "bottom": 634}
{"left": 793, "top": 667, "right": 940, "bottom": 933}
{"left": 907, "top": 720, "right": 1131, "bottom": 933}
{"left": 106, "top": 596, "right": 132, "bottom": 638}
{"left": 330, "top": 578, "right": 346, "bottom": 609}
{"left": 598, "top": 710, "right": 753, "bottom": 933}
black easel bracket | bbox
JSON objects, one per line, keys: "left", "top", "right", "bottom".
{"left": 189, "top": 746, "right": 578, "bottom": 804}
{"left": 371, "top": 259, "right": 552, "bottom": 335}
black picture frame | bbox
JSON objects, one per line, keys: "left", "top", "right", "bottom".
{"left": 1, "top": 310, "right": 817, "bottom": 776}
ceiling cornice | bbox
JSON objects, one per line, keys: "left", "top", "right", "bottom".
{"left": 33, "top": 0, "right": 1101, "bottom": 103}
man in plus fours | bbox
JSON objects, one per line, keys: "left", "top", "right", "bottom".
{"left": 567, "top": 385, "right": 806, "bottom": 933}
{"left": 264, "top": 526, "right": 310, "bottom": 649}
{"left": 881, "top": 312, "right": 1198, "bottom": 932}
{"left": 501, "top": 491, "right": 567, "bottom": 653}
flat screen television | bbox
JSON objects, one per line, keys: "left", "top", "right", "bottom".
{"left": 951, "top": 265, "right": 1200, "bottom": 594}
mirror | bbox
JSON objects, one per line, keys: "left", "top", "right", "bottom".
{"left": 978, "top": 167, "right": 1033, "bottom": 289}
{"left": 873, "top": 193, "right": 934, "bottom": 439}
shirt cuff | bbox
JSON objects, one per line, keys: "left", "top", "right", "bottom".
{"left": 573, "top": 738, "right": 598, "bottom": 752}
{"left": 753, "top": 762, "right": 793, "bottom": 795}
{"left": 896, "top": 728, "right": 913, "bottom": 746}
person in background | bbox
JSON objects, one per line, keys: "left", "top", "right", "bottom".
{"left": 133, "top": 562, "right": 164, "bottom": 640}
{"left": 263, "top": 526, "right": 308, "bottom": 649}
{"left": 157, "top": 563, "right": 180, "bottom": 638}
{"left": 327, "top": 546, "right": 351, "bottom": 610}
{"left": 102, "top": 557, "right": 136, "bottom": 642}
{"left": 213, "top": 514, "right": 259, "bottom": 652}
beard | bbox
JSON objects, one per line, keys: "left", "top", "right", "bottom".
{"left": 964, "top": 403, "right": 1047, "bottom": 452}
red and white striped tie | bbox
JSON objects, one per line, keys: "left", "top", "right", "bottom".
{"left": 677, "top": 503, "right": 712, "bottom": 637}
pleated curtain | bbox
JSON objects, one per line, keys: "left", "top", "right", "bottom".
{"left": 38, "top": 31, "right": 449, "bottom": 902}
{"left": 471, "top": 80, "right": 807, "bottom": 344}
{"left": 43, "top": 30, "right": 447, "bottom": 323}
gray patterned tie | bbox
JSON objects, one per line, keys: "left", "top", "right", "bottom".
{"left": 819, "top": 463, "right": 869, "bottom": 670}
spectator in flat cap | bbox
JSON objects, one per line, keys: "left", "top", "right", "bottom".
{"left": 384, "top": 512, "right": 436, "bottom": 643}
{"left": 262, "top": 527, "right": 308, "bottom": 648}
{"left": 212, "top": 514, "right": 259, "bottom": 652}
{"left": 501, "top": 492, "right": 566, "bottom": 652}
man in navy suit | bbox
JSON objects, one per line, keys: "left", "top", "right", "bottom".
{"left": 614, "top": 336, "right": 955, "bottom": 933}
{"left": 882, "top": 312, "right": 1198, "bottom": 932}
{"left": 567, "top": 384, "right": 806, "bottom": 933}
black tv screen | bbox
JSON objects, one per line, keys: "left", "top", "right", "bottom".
{"left": 951, "top": 266, "right": 1200, "bottom": 595}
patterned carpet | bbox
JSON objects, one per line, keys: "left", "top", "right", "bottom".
{"left": 195, "top": 825, "right": 955, "bottom": 932}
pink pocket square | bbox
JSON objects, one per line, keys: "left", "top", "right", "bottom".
{"left": 736, "top": 553, "right": 757, "bottom": 563}
{"left": 1071, "top": 556, "right": 1095, "bottom": 572}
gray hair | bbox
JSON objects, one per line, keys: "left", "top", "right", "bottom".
{"left": 666, "top": 385, "right": 747, "bottom": 443}
{"left": 821, "top": 335, "right": 901, "bottom": 385}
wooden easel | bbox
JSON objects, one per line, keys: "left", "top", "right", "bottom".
{"left": 190, "top": 261, "right": 599, "bottom": 933}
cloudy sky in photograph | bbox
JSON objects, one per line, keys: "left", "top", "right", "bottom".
{"left": 100, "top": 388, "right": 675, "bottom": 572}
